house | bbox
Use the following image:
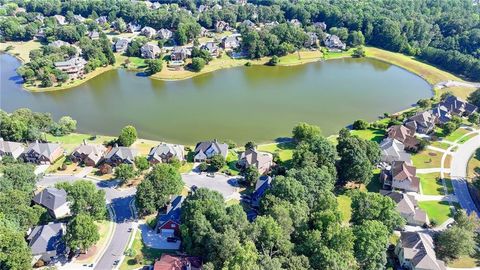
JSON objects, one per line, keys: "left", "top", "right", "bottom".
{"left": 141, "top": 26, "right": 157, "bottom": 38}
{"left": 95, "top": 16, "right": 108, "bottom": 25}
{"left": 238, "top": 148, "right": 273, "bottom": 174}
{"left": 380, "top": 161, "right": 419, "bottom": 193}
{"left": 222, "top": 35, "right": 240, "bottom": 50}
{"left": 87, "top": 30, "right": 99, "bottom": 40}
{"left": 395, "top": 232, "right": 446, "bottom": 270}
{"left": 53, "top": 15, "right": 67, "bottom": 25}
{"left": 28, "top": 223, "right": 68, "bottom": 264}
{"left": 22, "top": 141, "right": 64, "bottom": 164}
{"left": 200, "top": 27, "right": 209, "bottom": 37}
{"left": 157, "top": 28, "right": 172, "bottom": 40}
{"left": 115, "top": 38, "right": 130, "bottom": 53}
{"left": 431, "top": 105, "right": 452, "bottom": 124}
{"left": 148, "top": 143, "right": 185, "bottom": 164}
{"left": 387, "top": 125, "right": 419, "bottom": 151}
{"left": 104, "top": 145, "right": 138, "bottom": 166}
{"left": 215, "top": 20, "right": 229, "bottom": 32}
{"left": 379, "top": 138, "right": 412, "bottom": 164}
{"left": 405, "top": 111, "right": 437, "bottom": 134}
{"left": 71, "top": 140, "right": 107, "bottom": 166}
{"left": 153, "top": 254, "right": 202, "bottom": 270}
{"left": 251, "top": 175, "right": 272, "bottom": 207}
{"left": 324, "top": 34, "right": 346, "bottom": 51}
{"left": 289, "top": 19, "right": 302, "bottom": 27}
{"left": 49, "top": 40, "right": 70, "bottom": 48}
{"left": 155, "top": 195, "right": 184, "bottom": 236}
{"left": 198, "top": 5, "right": 208, "bottom": 13}
{"left": 438, "top": 95, "right": 478, "bottom": 118}
{"left": 0, "top": 138, "right": 24, "bottom": 160}
{"left": 170, "top": 46, "right": 190, "bottom": 61}
{"left": 201, "top": 42, "right": 220, "bottom": 57}
{"left": 54, "top": 57, "right": 87, "bottom": 79}
{"left": 73, "top": 14, "right": 86, "bottom": 23}
{"left": 33, "top": 188, "right": 71, "bottom": 219}
{"left": 305, "top": 32, "right": 318, "bottom": 47}
{"left": 242, "top": 19, "right": 256, "bottom": 28}
{"left": 141, "top": 43, "right": 161, "bottom": 59}
{"left": 383, "top": 191, "right": 429, "bottom": 226}
{"left": 313, "top": 21, "right": 327, "bottom": 31}
{"left": 194, "top": 140, "right": 229, "bottom": 162}
{"left": 127, "top": 22, "right": 142, "bottom": 33}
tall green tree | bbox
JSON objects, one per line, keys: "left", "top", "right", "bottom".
{"left": 65, "top": 214, "right": 100, "bottom": 253}
{"left": 56, "top": 180, "right": 106, "bottom": 220}
{"left": 0, "top": 218, "right": 32, "bottom": 270}
{"left": 118, "top": 125, "right": 137, "bottom": 146}
{"left": 353, "top": 220, "right": 390, "bottom": 270}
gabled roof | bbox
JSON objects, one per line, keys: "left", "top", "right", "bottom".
{"left": 72, "top": 142, "right": 106, "bottom": 164}
{"left": 387, "top": 125, "right": 415, "bottom": 142}
{"left": 157, "top": 196, "right": 184, "bottom": 226}
{"left": 105, "top": 146, "right": 138, "bottom": 161}
{"left": 391, "top": 161, "right": 419, "bottom": 191}
{"left": 27, "top": 223, "right": 66, "bottom": 256}
{"left": 239, "top": 148, "right": 273, "bottom": 168}
{"left": 153, "top": 254, "right": 202, "bottom": 270}
{"left": 384, "top": 191, "right": 428, "bottom": 224}
{"left": 24, "top": 142, "right": 62, "bottom": 158}
{"left": 253, "top": 175, "right": 272, "bottom": 199}
{"left": 194, "top": 140, "right": 228, "bottom": 158}
{"left": 407, "top": 111, "right": 436, "bottom": 128}
{"left": 379, "top": 138, "right": 411, "bottom": 163}
{"left": 0, "top": 138, "right": 24, "bottom": 154}
{"left": 148, "top": 143, "right": 184, "bottom": 161}
{"left": 33, "top": 188, "right": 68, "bottom": 212}
{"left": 399, "top": 232, "right": 446, "bottom": 270}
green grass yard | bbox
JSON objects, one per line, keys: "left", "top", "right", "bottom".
{"left": 458, "top": 133, "right": 477, "bottom": 144}
{"left": 418, "top": 201, "right": 457, "bottom": 225}
{"left": 337, "top": 195, "right": 352, "bottom": 224}
{"left": 350, "top": 128, "right": 386, "bottom": 143}
{"left": 120, "top": 230, "right": 169, "bottom": 270}
{"left": 444, "top": 128, "right": 470, "bottom": 142}
{"left": 257, "top": 142, "right": 295, "bottom": 164}
{"left": 45, "top": 133, "right": 115, "bottom": 153}
{"left": 448, "top": 255, "right": 479, "bottom": 268}
{"left": 430, "top": 141, "right": 452, "bottom": 150}
{"left": 419, "top": 173, "right": 444, "bottom": 195}
{"left": 412, "top": 149, "right": 449, "bottom": 169}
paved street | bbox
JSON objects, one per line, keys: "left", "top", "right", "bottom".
{"left": 182, "top": 172, "right": 241, "bottom": 200}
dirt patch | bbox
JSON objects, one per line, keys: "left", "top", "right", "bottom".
{"left": 76, "top": 245, "right": 98, "bottom": 261}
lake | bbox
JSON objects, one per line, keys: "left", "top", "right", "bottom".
{"left": 0, "top": 54, "right": 432, "bottom": 145}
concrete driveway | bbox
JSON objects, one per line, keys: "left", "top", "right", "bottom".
{"left": 182, "top": 172, "right": 241, "bottom": 200}
{"left": 139, "top": 223, "right": 180, "bottom": 250}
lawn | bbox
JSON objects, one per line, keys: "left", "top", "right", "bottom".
{"left": 458, "top": 133, "right": 477, "bottom": 144}
{"left": 120, "top": 230, "right": 168, "bottom": 270}
{"left": 467, "top": 149, "right": 480, "bottom": 179}
{"left": 277, "top": 50, "right": 323, "bottom": 65}
{"left": 323, "top": 48, "right": 355, "bottom": 60}
{"left": 337, "top": 195, "right": 352, "bottom": 224}
{"left": 412, "top": 149, "right": 449, "bottom": 169}
{"left": 257, "top": 142, "right": 295, "bottom": 166}
{"left": 131, "top": 139, "right": 161, "bottom": 156}
{"left": 365, "top": 169, "right": 382, "bottom": 193}
{"left": 350, "top": 128, "right": 386, "bottom": 143}
{"left": 448, "top": 255, "right": 479, "bottom": 268}
{"left": 0, "top": 40, "right": 43, "bottom": 62}
{"left": 178, "top": 162, "right": 194, "bottom": 173}
{"left": 430, "top": 141, "right": 452, "bottom": 150}
{"left": 76, "top": 220, "right": 113, "bottom": 264}
{"left": 418, "top": 201, "right": 456, "bottom": 225}
{"left": 46, "top": 156, "right": 66, "bottom": 173}
{"left": 45, "top": 132, "right": 115, "bottom": 153}
{"left": 419, "top": 173, "right": 444, "bottom": 195}
{"left": 444, "top": 128, "right": 470, "bottom": 142}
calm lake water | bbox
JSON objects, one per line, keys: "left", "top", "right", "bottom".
{"left": 0, "top": 54, "right": 431, "bottom": 144}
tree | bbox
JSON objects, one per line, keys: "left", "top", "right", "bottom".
{"left": 0, "top": 163, "right": 36, "bottom": 193}
{"left": 0, "top": 189, "right": 45, "bottom": 231}
{"left": 267, "top": 55, "right": 279, "bottom": 66}
{"left": 134, "top": 156, "right": 149, "bottom": 171}
{"left": 57, "top": 116, "right": 77, "bottom": 135}
{"left": 222, "top": 241, "right": 259, "bottom": 270}
{"left": 443, "top": 121, "right": 458, "bottom": 135}
{"left": 244, "top": 166, "right": 259, "bottom": 187}
{"left": 292, "top": 122, "right": 321, "bottom": 143}
{"left": 352, "top": 46, "right": 366, "bottom": 58}
{"left": 353, "top": 220, "right": 390, "bottom": 270}
{"left": 136, "top": 164, "right": 183, "bottom": 215}
{"left": 114, "top": 164, "right": 136, "bottom": 184}
{"left": 0, "top": 220, "right": 32, "bottom": 270}
{"left": 352, "top": 119, "right": 369, "bottom": 130}
{"left": 118, "top": 125, "right": 137, "bottom": 146}
{"left": 251, "top": 215, "right": 293, "bottom": 257}
{"left": 65, "top": 214, "right": 100, "bottom": 253}
{"left": 209, "top": 154, "right": 226, "bottom": 171}
{"left": 198, "top": 162, "right": 208, "bottom": 172}
{"left": 56, "top": 180, "right": 106, "bottom": 220}
{"left": 417, "top": 98, "right": 432, "bottom": 109}
{"left": 468, "top": 112, "right": 480, "bottom": 125}
{"left": 468, "top": 89, "right": 480, "bottom": 107}
{"left": 245, "top": 141, "right": 256, "bottom": 150}
{"left": 145, "top": 59, "right": 163, "bottom": 75}
{"left": 436, "top": 226, "right": 476, "bottom": 261}
{"left": 189, "top": 57, "right": 206, "bottom": 72}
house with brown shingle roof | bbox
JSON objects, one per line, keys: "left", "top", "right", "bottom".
{"left": 405, "top": 111, "right": 437, "bottom": 134}
{"left": 395, "top": 231, "right": 446, "bottom": 270}
{"left": 387, "top": 125, "right": 419, "bottom": 151}
{"left": 382, "top": 191, "right": 428, "bottom": 226}
{"left": 379, "top": 138, "right": 412, "bottom": 164}
{"left": 22, "top": 141, "right": 64, "bottom": 164}
{"left": 238, "top": 148, "right": 273, "bottom": 174}
{"left": 71, "top": 140, "right": 107, "bottom": 166}
{"left": 153, "top": 254, "right": 202, "bottom": 270}
{"left": 380, "top": 161, "right": 419, "bottom": 193}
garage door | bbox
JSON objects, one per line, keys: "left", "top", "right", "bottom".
{"left": 161, "top": 229, "right": 174, "bottom": 236}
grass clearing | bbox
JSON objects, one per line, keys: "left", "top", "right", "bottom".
{"left": 45, "top": 133, "right": 115, "bottom": 153}
{"left": 350, "top": 128, "right": 386, "bottom": 143}
{"left": 412, "top": 149, "right": 449, "bottom": 169}
{"left": 120, "top": 230, "right": 169, "bottom": 270}
{"left": 444, "top": 128, "right": 470, "bottom": 142}
{"left": 458, "top": 133, "right": 477, "bottom": 144}
{"left": 46, "top": 156, "right": 66, "bottom": 173}
{"left": 419, "top": 173, "right": 443, "bottom": 195}
{"left": 467, "top": 149, "right": 480, "bottom": 179}
{"left": 257, "top": 142, "right": 295, "bottom": 165}
{"left": 0, "top": 40, "right": 43, "bottom": 62}
{"left": 337, "top": 195, "right": 352, "bottom": 224}
{"left": 448, "top": 255, "right": 479, "bottom": 268}
{"left": 431, "top": 141, "right": 452, "bottom": 150}
{"left": 418, "top": 201, "right": 456, "bottom": 225}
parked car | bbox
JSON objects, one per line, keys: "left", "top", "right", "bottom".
{"left": 167, "top": 237, "right": 178, "bottom": 243}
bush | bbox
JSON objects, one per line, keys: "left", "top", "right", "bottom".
{"left": 118, "top": 125, "right": 137, "bottom": 146}
{"left": 267, "top": 55, "right": 280, "bottom": 66}
{"left": 352, "top": 46, "right": 366, "bottom": 58}
{"left": 209, "top": 154, "right": 226, "bottom": 171}
{"left": 189, "top": 57, "right": 206, "bottom": 72}
{"left": 245, "top": 61, "right": 252, "bottom": 66}
{"left": 198, "top": 162, "right": 208, "bottom": 172}
{"left": 352, "top": 119, "right": 369, "bottom": 130}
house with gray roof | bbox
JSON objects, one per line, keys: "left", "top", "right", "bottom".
{"left": 252, "top": 175, "right": 272, "bottom": 207}
{"left": 141, "top": 43, "right": 161, "bottom": 59}
{"left": 194, "top": 140, "right": 228, "bottom": 162}
{"left": 238, "top": 148, "right": 273, "bottom": 174}
{"left": 33, "top": 188, "right": 71, "bottom": 219}
{"left": 49, "top": 40, "right": 70, "bottom": 48}
{"left": 95, "top": 16, "right": 108, "bottom": 25}
{"left": 0, "top": 138, "right": 24, "bottom": 160}
{"left": 222, "top": 35, "right": 240, "bottom": 50}
{"left": 141, "top": 26, "right": 157, "bottom": 38}
{"left": 405, "top": 111, "right": 437, "bottom": 134}
{"left": 53, "top": 15, "right": 67, "bottom": 25}
{"left": 115, "top": 38, "right": 130, "bottom": 53}
{"left": 104, "top": 145, "right": 138, "bottom": 165}
{"left": 54, "top": 57, "right": 87, "bottom": 79}
{"left": 28, "top": 223, "right": 68, "bottom": 264}
{"left": 382, "top": 191, "right": 428, "bottom": 226}
{"left": 379, "top": 138, "right": 412, "bottom": 164}
{"left": 215, "top": 20, "right": 229, "bottom": 33}
{"left": 313, "top": 22, "right": 327, "bottom": 31}
{"left": 324, "top": 34, "right": 346, "bottom": 51}
{"left": 22, "top": 141, "right": 64, "bottom": 164}
{"left": 434, "top": 95, "right": 478, "bottom": 121}
{"left": 87, "top": 30, "right": 100, "bottom": 40}
{"left": 73, "top": 14, "right": 86, "bottom": 23}
{"left": 71, "top": 140, "right": 107, "bottom": 166}
{"left": 157, "top": 28, "right": 173, "bottom": 40}
{"left": 305, "top": 32, "right": 318, "bottom": 47}
{"left": 395, "top": 231, "right": 446, "bottom": 270}
{"left": 201, "top": 42, "right": 220, "bottom": 57}
{"left": 148, "top": 143, "right": 185, "bottom": 164}
{"left": 127, "top": 22, "right": 142, "bottom": 33}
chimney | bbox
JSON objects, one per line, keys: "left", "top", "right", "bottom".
{"left": 83, "top": 139, "right": 87, "bottom": 145}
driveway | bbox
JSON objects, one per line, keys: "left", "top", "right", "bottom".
{"left": 34, "top": 164, "right": 50, "bottom": 175}
{"left": 449, "top": 133, "right": 480, "bottom": 216}
{"left": 182, "top": 172, "right": 241, "bottom": 200}
{"left": 139, "top": 223, "right": 181, "bottom": 250}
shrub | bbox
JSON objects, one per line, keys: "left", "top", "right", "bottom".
{"left": 189, "top": 57, "right": 206, "bottom": 72}
{"left": 267, "top": 55, "right": 279, "bottom": 66}
{"left": 198, "top": 162, "right": 208, "bottom": 172}
{"left": 352, "top": 119, "right": 369, "bottom": 130}
{"left": 209, "top": 154, "right": 226, "bottom": 171}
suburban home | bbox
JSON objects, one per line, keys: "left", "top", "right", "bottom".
{"left": 157, "top": 28, "right": 173, "bottom": 40}
{"left": 313, "top": 21, "right": 327, "bottom": 31}
{"left": 251, "top": 175, "right": 272, "bottom": 207}
{"left": 289, "top": 19, "right": 302, "bottom": 27}
{"left": 95, "top": 16, "right": 108, "bottom": 25}
{"left": 73, "top": 14, "right": 86, "bottom": 23}
{"left": 379, "top": 138, "right": 412, "bottom": 164}
{"left": 155, "top": 195, "right": 184, "bottom": 236}
{"left": 324, "top": 34, "right": 346, "bottom": 51}
{"left": 431, "top": 105, "right": 452, "bottom": 124}
{"left": 382, "top": 191, "right": 429, "bottom": 226}
{"left": 87, "top": 30, "right": 100, "bottom": 40}
{"left": 380, "top": 161, "right": 419, "bottom": 193}
{"left": 387, "top": 125, "right": 420, "bottom": 151}
{"left": 71, "top": 140, "right": 107, "bottom": 166}
{"left": 305, "top": 32, "right": 318, "bottom": 47}
{"left": 194, "top": 140, "right": 229, "bottom": 162}
{"left": 148, "top": 143, "right": 185, "bottom": 164}
{"left": 141, "top": 26, "right": 157, "bottom": 38}
{"left": 127, "top": 22, "right": 142, "bottom": 33}
{"left": 238, "top": 148, "right": 273, "bottom": 174}
{"left": 405, "top": 111, "right": 437, "bottom": 134}
{"left": 236, "top": 0, "right": 248, "bottom": 5}
{"left": 153, "top": 254, "right": 202, "bottom": 270}
{"left": 53, "top": 15, "right": 67, "bottom": 25}
{"left": 222, "top": 35, "right": 241, "bottom": 50}
{"left": 104, "top": 145, "right": 138, "bottom": 166}
{"left": 141, "top": 43, "right": 161, "bottom": 59}
{"left": 49, "top": 40, "right": 70, "bottom": 48}
{"left": 115, "top": 38, "right": 129, "bottom": 53}
{"left": 198, "top": 5, "right": 208, "bottom": 13}
{"left": 28, "top": 223, "right": 68, "bottom": 265}
{"left": 200, "top": 26, "right": 209, "bottom": 37}
{"left": 151, "top": 2, "right": 161, "bottom": 9}
{"left": 0, "top": 138, "right": 25, "bottom": 160}
{"left": 22, "top": 141, "right": 64, "bottom": 165}
{"left": 242, "top": 19, "right": 256, "bottom": 28}
{"left": 54, "top": 57, "right": 87, "bottom": 79}
{"left": 33, "top": 188, "right": 71, "bottom": 219}
{"left": 395, "top": 231, "right": 446, "bottom": 270}
{"left": 437, "top": 95, "right": 478, "bottom": 119}
{"left": 170, "top": 46, "right": 190, "bottom": 61}
{"left": 215, "top": 20, "right": 229, "bottom": 32}
{"left": 201, "top": 42, "right": 220, "bottom": 57}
